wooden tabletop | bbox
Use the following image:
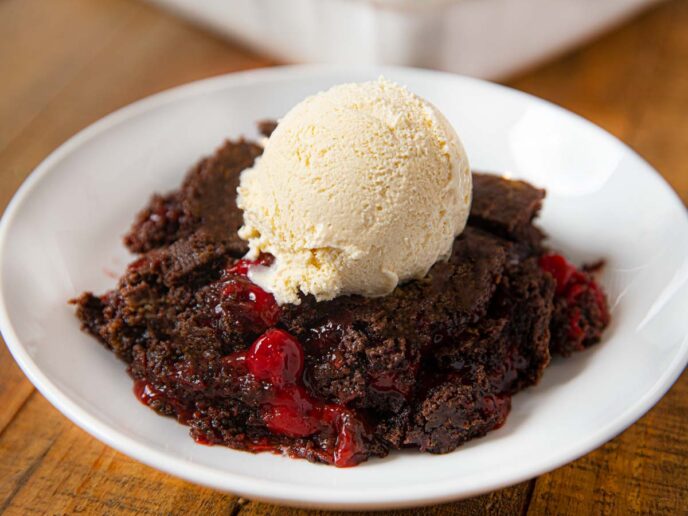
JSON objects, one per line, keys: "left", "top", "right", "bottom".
{"left": 1, "top": 0, "right": 686, "bottom": 514}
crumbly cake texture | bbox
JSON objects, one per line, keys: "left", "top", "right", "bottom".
{"left": 73, "top": 130, "right": 610, "bottom": 467}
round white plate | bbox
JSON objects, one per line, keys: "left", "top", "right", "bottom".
{"left": 1, "top": 65, "right": 686, "bottom": 510}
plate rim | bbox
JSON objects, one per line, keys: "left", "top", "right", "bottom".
{"left": 1, "top": 64, "right": 686, "bottom": 510}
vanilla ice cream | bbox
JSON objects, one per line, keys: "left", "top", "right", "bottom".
{"left": 237, "top": 78, "right": 471, "bottom": 304}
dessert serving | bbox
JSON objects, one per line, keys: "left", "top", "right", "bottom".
{"left": 72, "top": 79, "right": 610, "bottom": 467}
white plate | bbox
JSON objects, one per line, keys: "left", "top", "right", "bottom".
{"left": 1, "top": 65, "right": 687, "bottom": 510}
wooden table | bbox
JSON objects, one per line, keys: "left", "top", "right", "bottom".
{"left": 1, "top": 0, "right": 686, "bottom": 513}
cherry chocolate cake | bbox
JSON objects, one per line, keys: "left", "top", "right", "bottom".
{"left": 73, "top": 122, "right": 610, "bottom": 468}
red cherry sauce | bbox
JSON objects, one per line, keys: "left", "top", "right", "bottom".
{"left": 133, "top": 379, "right": 194, "bottom": 423}
{"left": 226, "top": 254, "right": 274, "bottom": 276}
{"left": 221, "top": 255, "right": 280, "bottom": 327}
{"left": 368, "top": 363, "right": 419, "bottom": 400}
{"left": 133, "top": 379, "right": 163, "bottom": 406}
{"left": 227, "top": 328, "right": 369, "bottom": 467}
{"left": 246, "top": 327, "right": 304, "bottom": 386}
{"left": 539, "top": 253, "right": 609, "bottom": 340}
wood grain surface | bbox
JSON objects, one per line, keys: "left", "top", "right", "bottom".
{"left": 0, "top": 0, "right": 686, "bottom": 514}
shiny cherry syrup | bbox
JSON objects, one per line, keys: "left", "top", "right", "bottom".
{"left": 222, "top": 255, "right": 280, "bottom": 327}
{"left": 539, "top": 253, "right": 609, "bottom": 339}
{"left": 226, "top": 328, "right": 369, "bottom": 467}
{"left": 220, "top": 256, "right": 369, "bottom": 467}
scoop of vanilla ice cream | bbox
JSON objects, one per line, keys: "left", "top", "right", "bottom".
{"left": 237, "top": 78, "right": 471, "bottom": 304}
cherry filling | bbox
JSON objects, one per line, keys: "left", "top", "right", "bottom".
{"left": 226, "top": 329, "right": 370, "bottom": 467}
{"left": 539, "top": 253, "right": 610, "bottom": 340}
{"left": 246, "top": 329, "right": 304, "bottom": 386}
{"left": 262, "top": 384, "right": 319, "bottom": 437}
{"left": 220, "top": 255, "right": 280, "bottom": 327}
{"left": 539, "top": 254, "right": 575, "bottom": 295}
{"left": 133, "top": 379, "right": 195, "bottom": 424}
{"left": 216, "top": 259, "right": 369, "bottom": 465}
{"left": 227, "top": 254, "right": 274, "bottom": 276}
{"left": 368, "top": 364, "right": 418, "bottom": 399}
{"left": 134, "top": 378, "right": 164, "bottom": 406}
{"left": 222, "top": 280, "right": 280, "bottom": 326}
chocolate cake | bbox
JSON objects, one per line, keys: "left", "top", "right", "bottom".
{"left": 72, "top": 130, "right": 610, "bottom": 467}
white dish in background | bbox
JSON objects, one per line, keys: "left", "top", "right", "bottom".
{"left": 146, "top": 0, "right": 661, "bottom": 79}
{"left": 0, "top": 65, "right": 687, "bottom": 510}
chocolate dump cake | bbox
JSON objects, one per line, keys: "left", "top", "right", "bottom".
{"left": 72, "top": 125, "right": 610, "bottom": 467}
